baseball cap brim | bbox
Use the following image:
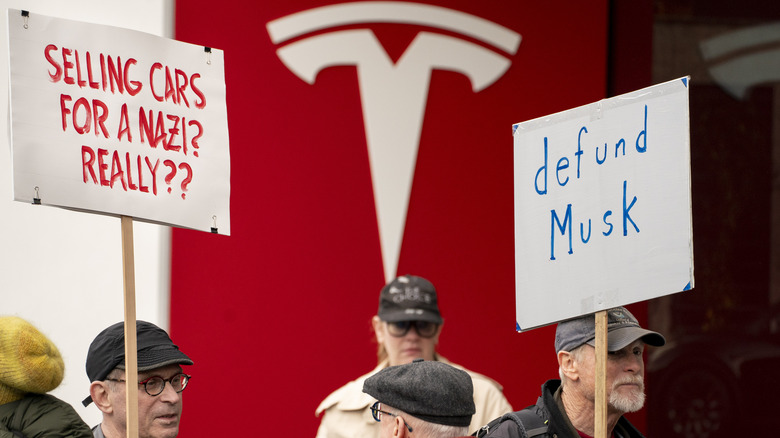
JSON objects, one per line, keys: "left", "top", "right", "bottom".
{"left": 587, "top": 326, "right": 666, "bottom": 352}
{"left": 379, "top": 309, "right": 443, "bottom": 324}
{"left": 117, "top": 345, "right": 193, "bottom": 372}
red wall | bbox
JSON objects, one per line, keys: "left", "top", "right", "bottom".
{"left": 171, "top": 1, "right": 610, "bottom": 435}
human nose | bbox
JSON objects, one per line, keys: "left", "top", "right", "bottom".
{"left": 624, "top": 352, "right": 643, "bottom": 373}
{"left": 158, "top": 380, "right": 182, "bottom": 403}
{"left": 403, "top": 325, "right": 421, "bottom": 339}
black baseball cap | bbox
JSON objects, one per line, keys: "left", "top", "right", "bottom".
{"left": 83, "top": 320, "right": 192, "bottom": 406}
{"left": 378, "top": 275, "right": 443, "bottom": 324}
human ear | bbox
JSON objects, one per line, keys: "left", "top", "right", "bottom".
{"left": 90, "top": 381, "right": 114, "bottom": 414}
{"left": 372, "top": 316, "right": 385, "bottom": 344}
{"left": 393, "top": 416, "right": 406, "bottom": 438}
{"left": 558, "top": 350, "right": 578, "bottom": 381}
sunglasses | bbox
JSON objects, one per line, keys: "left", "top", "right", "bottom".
{"left": 386, "top": 320, "right": 439, "bottom": 338}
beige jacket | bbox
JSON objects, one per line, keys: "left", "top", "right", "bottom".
{"left": 315, "top": 357, "right": 512, "bottom": 438}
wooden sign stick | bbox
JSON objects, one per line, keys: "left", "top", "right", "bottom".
{"left": 121, "top": 216, "right": 139, "bottom": 438}
{"left": 594, "top": 310, "right": 608, "bottom": 438}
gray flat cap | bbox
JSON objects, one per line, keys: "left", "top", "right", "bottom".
{"left": 363, "top": 359, "right": 475, "bottom": 427}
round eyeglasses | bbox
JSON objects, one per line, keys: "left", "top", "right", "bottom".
{"left": 386, "top": 320, "right": 439, "bottom": 338}
{"left": 106, "top": 373, "right": 191, "bottom": 396}
{"left": 370, "top": 401, "right": 413, "bottom": 433}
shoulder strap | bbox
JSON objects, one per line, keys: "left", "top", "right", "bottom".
{"left": 472, "top": 405, "right": 549, "bottom": 438}
{"left": 514, "top": 407, "right": 549, "bottom": 437}
{"left": 471, "top": 414, "right": 507, "bottom": 437}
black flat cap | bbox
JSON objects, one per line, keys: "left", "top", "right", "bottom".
{"left": 363, "top": 359, "right": 475, "bottom": 427}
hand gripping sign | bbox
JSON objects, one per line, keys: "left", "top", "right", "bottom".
{"left": 7, "top": 9, "right": 231, "bottom": 235}
{"left": 513, "top": 77, "right": 694, "bottom": 331}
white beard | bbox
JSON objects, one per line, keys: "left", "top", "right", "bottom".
{"left": 609, "top": 376, "right": 646, "bottom": 413}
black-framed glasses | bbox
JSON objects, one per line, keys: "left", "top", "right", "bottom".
{"left": 106, "top": 373, "right": 191, "bottom": 396}
{"left": 386, "top": 320, "right": 439, "bottom": 338}
{"left": 370, "top": 401, "right": 413, "bottom": 433}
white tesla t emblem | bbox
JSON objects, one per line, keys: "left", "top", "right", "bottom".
{"left": 268, "top": 2, "right": 521, "bottom": 282}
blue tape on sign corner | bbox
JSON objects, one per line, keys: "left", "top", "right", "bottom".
{"left": 683, "top": 282, "right": 692, "bottom": 291}
{"left": 516, "top": 322, "right": 521, "bottom": 332}
{"left": 512, "top": 123, "right": 520, "bottom": 135}
{"left": 681, "top": 77, "right": 688, "bottom": 87}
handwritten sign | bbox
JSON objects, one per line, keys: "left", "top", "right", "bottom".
{"left": 7, "top": 9, "right": 231, "bottom": 235}
{"left": 513, "top": 77, "right": 693, "bottom": 331}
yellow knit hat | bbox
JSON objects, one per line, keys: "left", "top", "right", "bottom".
{"left": 0, "top": 316, "right": 65, "bottom": 405}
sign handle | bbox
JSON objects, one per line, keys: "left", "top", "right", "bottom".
{"left": 121, "top": 216, "right": 139, "bottom": 438}
{"left": 594, "top": 310, "right": 608, "bottom": 438}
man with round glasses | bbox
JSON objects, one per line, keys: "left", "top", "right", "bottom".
{"left": 316, "top": 274, "right": 511, "bottom": 437}
{"left": 364, "top": 359, "right": 476, "bottom": 438}
{"left": 83, "top": 320, "right": 193, "bottom": 438}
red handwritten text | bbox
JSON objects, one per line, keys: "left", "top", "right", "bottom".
{"left": 139, "top": 107, "right": 203, "bottom": 156}
{"left": 60, "top": 94, "right": 110, "bottom": 137}
{"left": 45, "top": 45, "right": 142, "bottom": 96}
{"left": 81, "top": 145, "right": 193, "bottom": 199}
{"left": 149, "top": 63, "right": 206, "bottom": 109}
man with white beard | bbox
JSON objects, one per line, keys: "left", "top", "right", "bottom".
{"left": 473, "top": 307, "right": 665, "bottom": 438}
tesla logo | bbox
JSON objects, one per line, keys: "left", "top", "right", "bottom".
{"left": 268, "top": 2, "right": 521, "bottom": 281}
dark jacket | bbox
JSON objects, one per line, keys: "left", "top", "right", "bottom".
{"left": 480, "top": 380, "right": 646, "bottom": 438}
{"left": 0, "top": 394, "right": 92, "bottom": 438}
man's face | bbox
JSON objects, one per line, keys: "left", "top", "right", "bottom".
{"left": 108, "top": 364, "right": 185, "bottom": 438}
{"left": 373, "top": 318, "right": 440, "bottom": 366}
{"left": 579, "top": 340, "right": 646, "bottom": 414}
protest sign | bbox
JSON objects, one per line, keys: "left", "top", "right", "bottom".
{"left": 7, "top": 9, "right": 231, "bottom": 235}
{"left": 513, "top": 77, "right": 693, "bottom": 331}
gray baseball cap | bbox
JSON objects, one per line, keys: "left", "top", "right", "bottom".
{"left": 555, "top": 307, "right": 666, "bottom": 353}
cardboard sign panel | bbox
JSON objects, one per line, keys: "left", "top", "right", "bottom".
{"left": 7, "top": 9, "right": 231, "bottom": 235}
{"left": 513, "top": 77, "right": 693, "bottom": 331}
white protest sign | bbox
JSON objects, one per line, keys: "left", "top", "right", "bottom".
{"left": 513, "top": 77, "right": 693, "bottom": 331}
{"left": 7, "top": 9, "right": 231, "bottom": 235}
